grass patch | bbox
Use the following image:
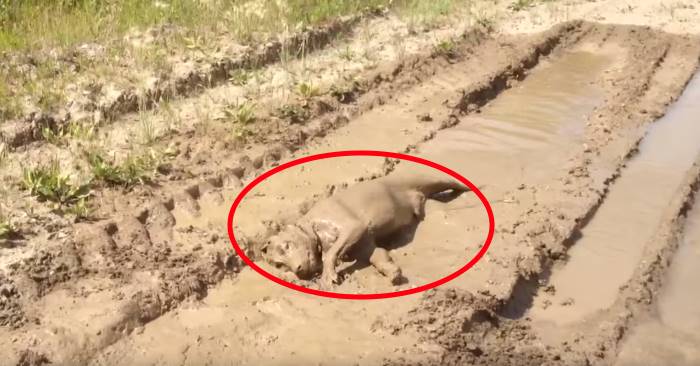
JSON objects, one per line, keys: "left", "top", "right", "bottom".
{"left": 329, "top": 78, "right": 363, "bottom": 103}
{"left": 508, "top": 0, "right": 537, "bottom": 12}
{"left": 0, "top": 212, "right": 17, "bottom": 240}
{"left": 296, "top": 81, "right": 322, "bottom": 101}
{"left": 0, "top": 78, "right": 23, "bottom": 121}
{"left": 219, "top": 101, "right": 258, "bottom": 141}
{"left": 228, "top": 69, "right": 251, "bottom": 86}
{"left": 42, "top": 120, "right": 96, "bottom": 145}
{"left": 391, "top": 0, "right": 459, "bottom": 30}
{"left": 276, "top": 104, "right": 310, "bottom": 124}
{"left": 0, "top": 0, "right": 393, "bottom": 52}
{"left": 21, "top": 160, "right": 91, "bottom": 205}
{"left": 433, "top": 38, "right": 459, "bottom": 59}
{"left": 222, "top": 101, "right": 257, "bottom": 125}
{"left": 87, "top": 149, "right": 160, "bottom": 188}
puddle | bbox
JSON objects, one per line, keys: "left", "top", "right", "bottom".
{"left": 528, "top": 73, "right": 700, "bottom": 330}
{"left": 615, "top": 191, "right": 700, "bottom": 366}
{"left": 417, "top": 50, "right": 608, "bottom": 189}
{"left": 384, "top": 50, "right": 610, "bottom": 292}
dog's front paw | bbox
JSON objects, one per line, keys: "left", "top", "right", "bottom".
{"left": 389, "top": 271, "right": 406, "bottom": 286}
{"left": 320, "top": 271, "right": 340, "bottom": 289}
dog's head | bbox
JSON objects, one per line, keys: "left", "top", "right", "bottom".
{"left": 261, "top": 224, "right": 322, "bottom": 279}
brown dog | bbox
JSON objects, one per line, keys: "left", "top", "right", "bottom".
{"left": 261, "top": 172, "right": 472, "bottom": 288}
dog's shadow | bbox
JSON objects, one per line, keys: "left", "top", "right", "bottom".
{"left": 337, "top": 189, "right": 466, "bottom": 282}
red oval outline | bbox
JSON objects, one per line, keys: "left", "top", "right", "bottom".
{"left": 227, "top": 150, "right": 495, "bottom": 300}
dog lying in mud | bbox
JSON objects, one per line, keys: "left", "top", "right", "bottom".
{"left": 261, "top": 173, "right": 472, "bottom": 288}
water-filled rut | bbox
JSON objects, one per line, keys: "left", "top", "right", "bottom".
{"left": 528, "top": 73, "right": 700, "bottom": 337}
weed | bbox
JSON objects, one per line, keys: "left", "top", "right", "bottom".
{"left": 0, "top": 209, "right": 17, "bottom": 240}
{"left": 475, "top": 13, "right": 496, "bottom": 31}
{"left": 0, "top": 144, "right": 7, "bottom": 168}
{"left": 231, "top": 124, "right": 254, "bottom": 141}
{"left": 87, "top": 150, "right": 159, "bottom": 188}
{"left": 330, "top": 80, "right": 362, "bottom": 103}
{"left": 509, "top": 0, "right": 536, "bottom": 12}
{"left": 42, "top": 120, "right": 96, "bottom": 145}
{"left": 391, "top": 0, "right": 458, "bottom": 29}
{"left": 65, "top": 197, "right": 94, "bottom": 221}
{"left": 182, "top": 34, "right": 209, "bottom": 56}
{"left": 338, "top": 46, "right": 356, "bottom": 61}
{"left": 0, "top": 80, "right": 22, "bottom": 120}
{"left": 222, "top": 102, "right": 256, "bottom": 125}
{"left": 276, "top": 104, "right": 310, "bottom": 124}
{"left": 138, "top": 111, "right": 157, "bottom": 145}
{"left": 296, "top": 82, "right": 321, "bottom": 100}
{"left": 228, "top": 69, "right": 250, "bottom": 86}
{"left": 22, "top": 161, "right": 91, "bottom": 205}
{"left": 433, "top": 38, "right": 458, "bottom": 59}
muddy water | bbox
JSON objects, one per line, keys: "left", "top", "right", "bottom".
{"left": 529, "top": 74, "right": 700, "bottom": 330}
{"left": 615, "top": 193, "right": 700, "bottom": 366}
{"left": 381, "top": 50, "right": 610, "bottom": 292}
{"left": 91, "top": 50, "right": 611, "bottom": 365}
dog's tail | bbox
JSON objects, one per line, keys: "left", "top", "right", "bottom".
{"left": 388, "top": 173, "right": 482, "bottom": 197}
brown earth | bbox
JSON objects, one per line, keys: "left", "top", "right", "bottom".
{"left": 2, "top": 1, "right": 700, "bottom": 365}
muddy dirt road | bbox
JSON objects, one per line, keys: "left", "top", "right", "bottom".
{"left": 2, "top": 1, "right": 700, "bottom": 365}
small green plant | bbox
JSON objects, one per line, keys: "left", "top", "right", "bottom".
{"left": 509, "top": 0, "right": 536, "bottom": 11}
{"left": 475, "top": 14, "right": 496, "bottom": 31}
{"left": 0, "top": 145, "right": 7, "bottom": 168}
{"left": 330, "top": 79, "right": 362, "bottom": 103}
{"left": 433, "top": 38, "right": 458, "bottom": 59}
{"left": 338, "top": 46, "right": 356, "bottom": 61}
{"left": 65, "top": 197, "right": 93, "bottom": 221}
{"left": 0, "top": 215, "right": 17, "bottom": 240}
{"left": 138, "top": 112, "right": 157, "bottom": 146}
{"left": 276, "top": 104, "right": 310, "bottom": 124}
{"left": 183, "top": 34, "right": 207, "bottom": 52}
{"left": 222, "top": 102, "right": 257, "bottom": 125}
{"left": 228, "top": 69, "right": 250, "bottom": 86}
{"left": 22, "top": 161, "right": 91, "bottom": 205}
{"left": 42, "top": 120, "right": 96, "bottom": 145}
{"left": 296, "top": 82, "right": 321, "bottom": 101}
{"left": 231, "top": 124, "right": 254, "bottom": 141}
{"left": 87, "top": 150, "right": 159, "bottom": 188}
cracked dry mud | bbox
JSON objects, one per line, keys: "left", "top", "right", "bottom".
{"left": 2, "top": 1, "right": 700, "bottom": 366}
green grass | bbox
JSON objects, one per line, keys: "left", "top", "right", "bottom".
{"left": 276, "top": 104, "right": 310, "bottom": 124}
{"left": 87, "top": 149, "right": 160, "bottom": 188}
{"left": 0, "top": 78, "right": 23, "bottom": 121}
{"left": 222, "top": 102, "right": 257, "bottom": 125}
{"left": 0, "top": 0, "right": 394, "bottom": 52}
{"left": 392, "top": 0, "right": 460, "bottom": 30}
{"left": 42, "top": 120, "right": 96, "bottom": 145}
{"left": 433, "top": 38, "right": 459, "bottom": 59}
{"left": 21, "top": 160, "right": 91, "bottom": 205}
{"left": 0, "top": 0, "right": 475, "bottom": 53}
{"left": 0, "top": 213, "right": 17, "bottom": 240}
{"left": 296, "top": 81, "right": 322, "bottom": 100}
{"left": 508, "top": 0, "right": 548, "bottom": 12}
{"left": 0, "top": 0, "right": 472, "bottom": 119}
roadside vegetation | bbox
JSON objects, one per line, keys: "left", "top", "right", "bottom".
{"left": 1, "top": 0, "right": 533, "bottom": 218}
{"left": 0, "top": 0, "right": 471, "bottom": 124}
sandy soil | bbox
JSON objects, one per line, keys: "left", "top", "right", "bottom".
{"left": 2, "top": 1, "right": 700, "bottom": 365}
